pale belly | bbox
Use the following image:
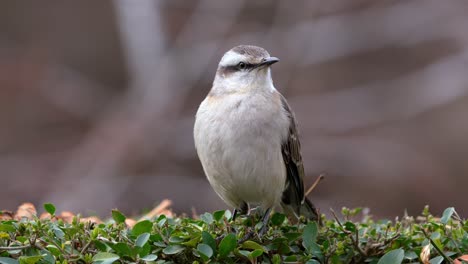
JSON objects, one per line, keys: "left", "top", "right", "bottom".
{"left": 194, "top": 93, "right": 290, "bottom": 209}
{"left": 211, "top": 134, "right": 286, "bottom": 209}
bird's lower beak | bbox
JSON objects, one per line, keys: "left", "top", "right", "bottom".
{"left": 258, "top": 57, "right": 280, "bottom": 67}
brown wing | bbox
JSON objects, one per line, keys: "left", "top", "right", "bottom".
{"left": 280, "top": 95, "right": 305, "bottom": 213}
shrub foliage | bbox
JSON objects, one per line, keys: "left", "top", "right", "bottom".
{"left": 0, "top": 204, "right": 467, "bottom": 264}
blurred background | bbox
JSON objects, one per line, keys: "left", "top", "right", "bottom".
{"left": 1, "top": 0, "right": 467, "bottom": 218}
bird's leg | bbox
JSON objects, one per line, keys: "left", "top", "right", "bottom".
{"left": 232, "top": 202, "right": 249, "bottom": 222}
{"left": 258, "top": 207, "right": 272, "bottom": 238}
{"left": 238, "top": 207, "right": 272, "bottom": 243}
{"left": 219, "top": 202, "right": 249, "bottom": 243}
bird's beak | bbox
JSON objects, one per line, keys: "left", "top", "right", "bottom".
{"left": 258, "top": 56, "right": 280, "bottom": 68}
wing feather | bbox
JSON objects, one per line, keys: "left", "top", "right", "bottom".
{"left": 280, "top": 95, "right": 305, "bottom": 213}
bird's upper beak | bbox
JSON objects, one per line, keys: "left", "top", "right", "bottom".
{"left": 258, "top": 56, "right": 280, "bottom": 68}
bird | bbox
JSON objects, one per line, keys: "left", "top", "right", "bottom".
{"left": 194, "top": 45, "right": 318, "bottom": 238}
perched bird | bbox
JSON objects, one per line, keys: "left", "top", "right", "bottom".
{"left": 194, "top": 45, "right": 318, "bottom": 236}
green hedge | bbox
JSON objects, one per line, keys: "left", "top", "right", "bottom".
{"left": 0, "top": 204, "right": 466, "bottom": 264}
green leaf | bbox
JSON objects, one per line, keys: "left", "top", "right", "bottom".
{"left": 197, "top": 243, "right": 213, "bottom": 260}
{"left": 213, "top": 210, "right": 226, "bottom": 222}
{"left": 135, "top": 233, "right": 150, "bottom": 247}
{"left": 0, "top": 224, "right": 16, "bottom": 232}
{"left": 440, "top": 207, "right": 455, "bottom": 224}
{"left": 132, "top": 220, "right": 153, "bottom": 236}
{"left": 138, "top": 242, "right": 151, "bottom": 258}
{"left": 218, "top": 233, "right": 237, "bottom": 258}
{"left": 92, "top": 252, "right": 119, "bottom": 264}
{"left": 111, "top": 209, "right": 126, "bottom": 224}
{"left": 344, "top": 221, "right": 356, "bottom": 232}
{"left": 377, "top": 249, "right": 404, "bottom": 264}
{"left": 109, "top": 242, "right": 133, "bottom": 257}
{"left": 0, "top": 257, "right": 19, "bottom": 264}
{"left": 162, "top": 245, "right": 185, "bottom": 255}
{"left": 43, "top": 203, "right": 56, "bottom": 215}
{"left": 201, "top": 231, "right": 216, "bottom": 254}
{"left": 140, "top": 254, "right": 158, "bottom": 261}
{"left": 272, "top": 254, "right": 281, "bottom": 264}
{"left": 18, "top": 255, "right": 43, "bottom": 264}
{"left": 429, "top": 256, "right": 444, "bottom": 264}
{"left": 249, "top": 249, "right": 264, "bottom": 259}
{"left": 306, "top": 260, "right": 321, "bottom": 264}
{"left": 52, "top": 227, "right": 65, "bottom": 239}
{"left": 45, "top": 245, "right": 61, "bottom": 257}
{"left": 200, "top": 213, "right": 214, "bottom": 225}
{"left": 241, "top": 241, "right": 265, "bottom": 252}
{"left": 270, "top": 213, "right": 286, "bottom": 226}
{"left": 302, "top": 221, "right": 318, "bottom": 253}
{"left": 284, "top": 232, "right": 302, "bottom": 242}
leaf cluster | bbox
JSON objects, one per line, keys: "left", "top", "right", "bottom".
{"left": 0, "top": 205, "right": 467, "bottom": 264}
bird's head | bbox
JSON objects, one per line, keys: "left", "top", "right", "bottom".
{"left": 212, "top": 45, "right": 279, "bottom": 95}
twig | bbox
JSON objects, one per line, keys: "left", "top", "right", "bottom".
{"left": 0, "top": 244, "right": 32, "bottom": 251}
{"left": 140, "top": 199, "right": 172, "bottom": 220}
{"left": 305, "top": 173, "right": 325, "bottom": 196}
{"left": 330, "top": 209, "right": 367, "bottom": 257}
{"left": 421, "top": 229, "right": 453, "bottom": 263}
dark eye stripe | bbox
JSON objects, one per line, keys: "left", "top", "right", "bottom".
{"left": 217, "top": 63, "right": 256, "bottom": 76}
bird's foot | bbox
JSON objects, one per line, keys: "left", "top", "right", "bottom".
{"left": 216, "top": 234, "right": 227, "bottom": 244}
{"left": 238, "top": 229, "right": 255, "bottom": 244}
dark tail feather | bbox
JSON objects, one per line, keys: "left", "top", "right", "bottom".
{"left": 300, "top": 197, "right": 319, "bottom": 221}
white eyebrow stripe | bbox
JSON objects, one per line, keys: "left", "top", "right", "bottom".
{"left": 219, "top": 51, "right": 246, "bottom": 67}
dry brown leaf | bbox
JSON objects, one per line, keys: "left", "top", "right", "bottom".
{"left": 15, "top": 203, "right": 37, "bottom": 220}
{"left": 141, "top": 199, "right": 172, "bottom": 220}
{"left": 125, "top": 218, "right": 137, "bottom": 228}
{"left": 58, "top": 211, "right": 75, "bottom": 223}
{"left": 0, "top": 211, "right": 14, "bottom": 221}
{"left": 420, "top": 244, "right": 431, "bottom": 264}
{"left": 454, "top": 254, "right": 468, "bottom": 264}
{"left": 40, "top": 212, "right": 53, "bottom": 220}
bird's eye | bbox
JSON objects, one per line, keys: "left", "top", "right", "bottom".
{"left": 238, "top": 62, "right": 247, "bottom": 70}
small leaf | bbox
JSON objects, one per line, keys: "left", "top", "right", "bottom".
{"left": 111, "top": 209, "right": 126, "bottom": 224}
{"left": 213, "top": 210, "right": 226, "bottom": 222}
{"left": 0, "top": 257, "right": 19, "bottom": 264}
{"left": 302, "top": 221, "right": 318, "bottom": 253}
{"left": 43, "top": 203, "right": 56, "bottom": 215}
{"left": 52, "top": 227, "right": 65, "bottom": 239}
{"left": 18, "top": 255, "right": 43, "bottom": 264}
{"left": 270, "top": 213, "right": 286, "bottom": 226}
{"left": 241, "top": 241, "right": 265, "bottom": 252}
{"left": 272, "top": 254, "right": 281, "bottom": 264}
{"left": 377, "top": 248, "right": 404, "bottom": 264}
{"left": 92, "top": 252, "right": 119, "bottom": 264}
{"left": 200, "top": 213, "right": 214, "bottom": 225}
{"left": 218, "top": 233, "right": 237, "bottom": 258}
{"left": 440, "top": 207, "right": 455, "bottom": 224}
{"left": 429, "top": 256, "right": 444, "bottom": 264}
{"left": 132, "top": 220, "right": 153, "bottom": 236}
{"left": 110, "top": 242, "right": 133, "bottom": 257}
{"left": 140, "top": 254, "right": 157, "bottom": 261}
{"left": 0, "top": 224, "right": 16, "bottom": 233}
{"left": 202, "top": 231, "right": 216, "bottom": 254}
{"left": 197, "top": 243, "right": 213, "bottom": 260}
{"left": 249, "top": 249, "right": 264, "bottom": 259}
{"left": 162, "top": 245, "right": 185, "bottom": 255}
{"left": 344, "top": 222, "right": 356, "bottom": 232}
{"left": 135, "top": 233, "right": 150, "bottom": 247}
{"left": 45, "top": 245, "right": 61, "bottom": 257}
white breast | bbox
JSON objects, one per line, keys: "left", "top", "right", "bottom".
{"left": 194, "top": 90, "right": 290, "bottom": 209}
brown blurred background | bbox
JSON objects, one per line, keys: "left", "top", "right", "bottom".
{"left": 1, "top": 0, "right": 467, "bottom": 218}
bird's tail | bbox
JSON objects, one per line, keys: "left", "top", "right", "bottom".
{"left": 299, "top": 197, "right": 319, "bottom": 221}
{"left": 281, "top": 197, "right": 319, "bottom": 222}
